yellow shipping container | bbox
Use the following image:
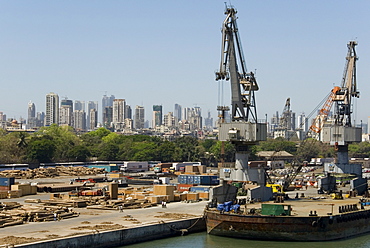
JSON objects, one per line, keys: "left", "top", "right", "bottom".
{"left": 199, "top": 192, "right": 209, "bottom": 200}
{"left": 186, "top": 193, "right": 199, "bottom": 201}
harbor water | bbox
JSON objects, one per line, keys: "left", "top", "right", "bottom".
{"left": 122, "top": 231, "right": 370, "bottom": 248}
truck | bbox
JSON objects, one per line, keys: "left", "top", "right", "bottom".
{"left": 120, "top": 162, "right": 149, "bottom": 173}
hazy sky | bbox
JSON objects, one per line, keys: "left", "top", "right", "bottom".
{"left": 1, "top": 1, "right": 370, "bottom": 125}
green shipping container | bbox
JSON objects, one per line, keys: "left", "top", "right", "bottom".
{"left": 261, "top": 204, "right": 291, "bottom": 216}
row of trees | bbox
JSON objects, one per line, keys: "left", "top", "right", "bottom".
{"left": 0, "top": 125, "right": 369, "bottom": 164}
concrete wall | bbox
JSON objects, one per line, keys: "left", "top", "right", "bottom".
{"left": 13, "top": 218, "right": 205, "bottom": 248}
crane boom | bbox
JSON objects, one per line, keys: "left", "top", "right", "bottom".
{"left": 215, "top": 7, "right": 259, "bottom": 122}
{"left": 309, "top": 86, "right": 340, "bottom": 136}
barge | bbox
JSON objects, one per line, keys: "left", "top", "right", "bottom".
{"left": 205, "top": 198, "right": 370, "bottom": 241}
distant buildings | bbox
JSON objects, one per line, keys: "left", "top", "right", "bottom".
{"left": 16, "top": 93, "right": 216, "bottom": 138}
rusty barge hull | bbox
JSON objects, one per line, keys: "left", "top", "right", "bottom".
{"left": 205, "top": 209, "right": 370, "bottom": 241}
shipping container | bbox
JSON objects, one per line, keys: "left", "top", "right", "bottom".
{"left": 178, "top": 175, "right": 219, "bottom": 185}
{"left": 0, "top": 177, "right": 15, "bottom": 187}
{"left": 177, "top": 184, "right": 194, "bottom": 192}
{"left": 120, "top": 162, "right": 149, "bottom": 172}
{"left": 87, "top": 165, "right": 119, "bottom": 172}
{"left": 190, "top": 186, "right": 211, "bottom": 192}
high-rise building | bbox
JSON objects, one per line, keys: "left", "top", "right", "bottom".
{"left": 134, "top": 106, "right": 145, "bottom": 130}
{"left": 164, "top": 112, "right": 176, "bottom": 128}
{"left": 113, "top": 99, "right": 126, "bottom": 125}
{"left": 87, "top": 101, "right": 98, "bottom": 129}
{"left": 45, "top": 92, "right": 59, "bottom": 126}
{"left": 59, "top": 99, "right": 73, "bottom": 126}
{"left": 74, "top": 100, "right": 85, "bottom": 112}
{"left": 103, "top": 106, "right": 113, "bottom": 129}
{"left": 188, "top": 107, "right": 202, "bottom": 130}
{"left": 174, "top": 104, "right": 182, "bottom": 121}
{"left": 28, "top": 101, "right": 35, "bottom": 120}
{"left": 297, "top": 113, "right": 308, "bottom": 132}
{"left": 89, "top": 108, "right": 98, "bottom": 130}
{"left": 102, "top": 94, "right": 115, "bottom": 122}
{"left": 0, "top": 112, "right": 5, "bottom": 121}
{"left": 125, "top": 105, "right": 132, "bottom": 119}
{"left": 36, "top": 112, "right": 45, "bottom": 127}
{"left": 73, "top": 110, "right": 86, "bottom": 131}
{"left": 204, "top": 110, "right": 213, "bottom": 130}
{"left": 27, "top": 101, "right": 36, "bottom": 128}
{"left": 152, "top": 105, "right": 162, "bottom": 128}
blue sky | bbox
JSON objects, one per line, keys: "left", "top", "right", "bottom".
{"left": 1, "top": 1, "right": 370, "bottom": 126}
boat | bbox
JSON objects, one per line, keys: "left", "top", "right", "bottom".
{"left": 205, "top": 195, "right": 370, "bottom": 241}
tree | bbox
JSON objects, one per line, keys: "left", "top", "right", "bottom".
{"left": 174, "top": 136, "right": 200, "bottom": 162}
{"left": 210, "top": 141, "right": 235, "bottom": 162}
{"left": 295, "top": 138, "right": 322, "bottom": 162}
{"left": 349, "top": 142, "right": 370, "bottom": 158}
{"left": 157, "top": 141, "right": 176, "bottom": 162}
{"left": 67, "top": 145, "right": 91, "bottom": 162}
{"left": 36, "top": 125, "right": 81, "bottom": 162}
{"left": 98, "top": 142, "right": 119, "bottom": 160}
{"left": 256, "top": 137, "right": 297, "bottom": 153}
{"left": 27, "top": 136, "right": 56, "bottom": 163}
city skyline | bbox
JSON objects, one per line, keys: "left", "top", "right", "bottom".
{"left": 1, "top": 2, "right": 370, "bottom": 127}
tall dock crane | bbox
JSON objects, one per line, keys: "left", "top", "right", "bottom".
{"left": 321, "top": 41, "right": 364, "bottom": 193}
{"left": 216, "top": 6, "right": 267, "bottom": 184}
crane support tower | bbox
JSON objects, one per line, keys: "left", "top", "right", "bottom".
{"left": 321, "top": 41, "right": 363, "bottom": 191}
{"left": 216, "top": 6, "right": 267, "bottom": 183}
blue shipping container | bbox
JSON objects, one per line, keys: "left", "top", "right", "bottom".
{"left": 178, "top": 175, "right": 187, "bottom": 184}
{"left": 88, "top": 165, "right": 119, "bottom": 173}
{"left": 190, "top": 186, "right": 210, "bottom": 192}
{"left": 187, "top": 175, "right": 194, "bottom": 184}
{"left": 0, "top": 177, "right": 15, "bottom": 186}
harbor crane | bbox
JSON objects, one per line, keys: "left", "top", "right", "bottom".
{"left": 321, "top": 41, "right": 364, "bottom": 193}
{"left": 280, "top": 98, "right": 291, "bottom": 130}
{"left": 216, "top": 6, "right": 267, "bottom": 184}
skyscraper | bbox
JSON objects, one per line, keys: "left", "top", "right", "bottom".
{"left": 152, "top": 105, "right": 162, "bottom": 128}
{"left": 74, "top": 100, "right": 85, "bottom": 112}
{"left": 45, "top": 92, "right": 59, "bottom": 126}
{"left": 73, "top": 110, "right": 86, "bottom": 131}
{"left": 164, "top": 112, "right": 176, "bottom": 127}
{"left": 113, "top": 99, "right": 126, "bottom": 125}
{"left": 28, "top": 101, "right": 35, "bottom": 120}
{"left": 204, "top": 110, "right": 213, "bottom": 130}
{"left": 89, "top": 108, "right": 98, "bottom": 130}
{"left": 59, "top": 99, "right": 73, "bottom": 126}
{"left": 134, "top": 106, "right": 145, "bottom": 130}
{"left": 174, "top": 104, "right": 182, "bottom": 121}
{"left": 125, "top": 105, "right": 132, "bottom": 119}
{"left": 87, "top": 101, "right": 98, "bottom": 129}
{"left": 102, "top": 94, "right": 115, "bottom": 122}
{"left": 103, "top": 106, "right": 113, "bottom": 129}
{"left": 27, "top": 101, "right": 36, "bottom": 128}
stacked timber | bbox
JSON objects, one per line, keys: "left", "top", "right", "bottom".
{"left": 0, "top": 166, "right": 106, "bottom": 179}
